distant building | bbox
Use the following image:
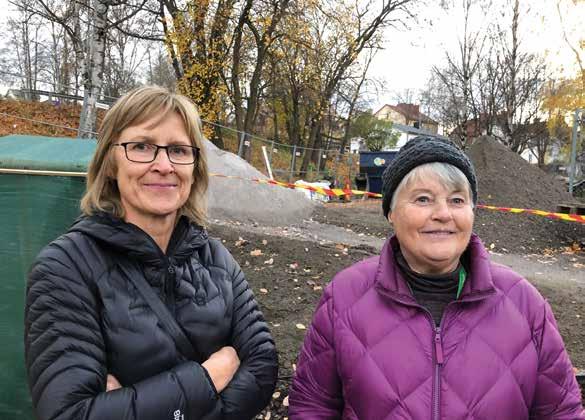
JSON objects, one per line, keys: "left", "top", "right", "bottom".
{"left": 349, "top": 137, "right": 365, "bottom": 154}
{"left": 373, "top": 103, "right": 444, "bottom": 147}
{"left": 374, "top": 103, "right": 439, "bottom": 132}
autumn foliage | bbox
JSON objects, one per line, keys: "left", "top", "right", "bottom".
{"left": 0, "top": 98, "right": 357, "bottom": 185}
{"left": 0, "top": 99, "right": 105, "bottom": 138}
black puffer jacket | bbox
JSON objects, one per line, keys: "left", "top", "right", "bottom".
{"left": 24, "top": 213, "right": 278, "bottom": 420}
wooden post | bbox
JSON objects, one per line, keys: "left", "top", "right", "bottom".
{"left": 289, "top": 145, "right": 297, "bottom": 182}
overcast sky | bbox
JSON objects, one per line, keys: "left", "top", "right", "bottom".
{"left": 0, "top": 0, "right": 583, "bottom": 110}
{"left": 370, "top": 0, "right": 585, "bottom": 110}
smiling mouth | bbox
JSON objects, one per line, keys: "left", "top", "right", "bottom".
{"left": 421, "top": 230, "right": 456, "bottom": 235}
{"left": 144, "top": 183, "right": 177, "bottom": 188}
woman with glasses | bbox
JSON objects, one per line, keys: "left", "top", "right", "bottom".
{"left": 24, "top": 86, "right": 278, "bottom": 420}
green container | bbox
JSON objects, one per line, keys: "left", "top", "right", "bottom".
{"left": 0, "top": 135, "right": 96, "bottom": 419}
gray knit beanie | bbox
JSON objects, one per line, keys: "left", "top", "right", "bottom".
{"left": 381, "top": 136, "right": 478, "bottom": 217}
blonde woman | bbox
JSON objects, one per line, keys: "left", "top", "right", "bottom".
{"left": 25, "top": 86, "right": 277, "bottom": 420}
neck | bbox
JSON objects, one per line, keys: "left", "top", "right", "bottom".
{"left": 125, "top": 212, "right": 177, "bottom": 253}
{"left": 401, "top": 252, "right": 459, "bottom": 276}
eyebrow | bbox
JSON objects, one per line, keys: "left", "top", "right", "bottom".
{"left": 409, "top": 188, "right": 466, "bottom": 195}
{"left": 126, "top": 135, "right": 191, "bottom": 145}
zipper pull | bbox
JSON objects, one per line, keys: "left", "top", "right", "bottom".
{"left": 434, "top": 328, "right": 444, "bottom": 365}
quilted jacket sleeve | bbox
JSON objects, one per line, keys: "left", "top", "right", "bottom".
{"left": 218, "top": 255, "right": 279, "bottom": 419}
{"left": 289, "top": 285, "right": 344, "bottom": 419}
{"left": 25, "top": 242, "right": 219, "bottom": 420}
{"left": 530, "top": 300, "right": 584, "bottom": 419}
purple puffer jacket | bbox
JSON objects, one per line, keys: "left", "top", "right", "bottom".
{"left": 289, "top": 234, "right": 584, "bottom": 419}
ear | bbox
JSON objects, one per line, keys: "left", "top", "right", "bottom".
{"left": 387, "top": 212, "right": 394, "bottom": 225}
{"left": 104, "top": 162, "right": 116, "bottom": 180}
{"left": 104, "top": 148, "right": 118, "bottom": 179}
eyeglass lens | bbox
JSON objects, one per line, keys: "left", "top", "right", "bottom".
{"left": 125, "top": 142, "right": 196, "bottom": 164}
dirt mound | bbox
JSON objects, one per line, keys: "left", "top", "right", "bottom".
{"left": 467, "top": 136, "right": 574, "bottom": 211}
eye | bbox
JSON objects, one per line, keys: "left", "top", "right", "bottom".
{"left": 169, "top": 145, "right": 190, "bottom": 156}
{"left": 129, "top": 142, "right": 152, "bottom": 152}
{"left": 450, "top": 197, "right": 466, "bottom": 205}
{"left": 414, "top": 195, "right": 431, "bottom": 204}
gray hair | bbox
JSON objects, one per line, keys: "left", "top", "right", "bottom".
{"left": 389, "top": 162, "right": 474, "bottom": 212}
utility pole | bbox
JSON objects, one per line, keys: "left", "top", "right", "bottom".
{"left": 569, "top": 109, "right": 583, "bottom": 195}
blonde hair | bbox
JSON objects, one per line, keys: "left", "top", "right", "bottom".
{"left": 80, "top": 86, "right": 209, "bottom": 226}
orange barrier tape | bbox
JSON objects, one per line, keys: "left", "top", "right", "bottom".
{"left": 476, "top": 205, "right": 585, "bottom": 225}
{"left": 211, "top": 173, "right": 383, "bottom": 198}
{"left": 210, "top": 173, "right": 585, "bottom": 225}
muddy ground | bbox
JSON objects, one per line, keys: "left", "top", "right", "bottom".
{"left": 208, "top": 199, "right": 585, "bottom": 419}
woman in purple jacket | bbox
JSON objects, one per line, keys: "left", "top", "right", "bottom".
{"left": 289, "top": 137, "right": 584, "bottom": 419}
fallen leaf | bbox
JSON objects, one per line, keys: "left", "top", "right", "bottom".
{"left": 489, "top": 243, "right": 495, "bottom": 250}
{"left": 272, "top": 392, "right": 281, "bottom": 399}
{"left": 282, "top": 396, "right": 289, "bottom": 407}
{"left": 289, "top": 262, "right": 299, "bottom": 269}
{"left": 262, "top": 239, "right": 268, "bottom": 245}
{"left": 264, "top": 258, "right": 274, "bottom": 265}
{"left": 250, "top": 249, "right": 263, "bottom": 256}
{"left": 335, "top": 244, "right": 345, "bottom": 250}
{"left": 296, "top": 323, "right": 306, "bottom": 330}
{"left": 259, "top": 288, "right": 268, "bottom": 294}
{"left": 313, "top": 286, "right": 322, "bottom": 291}
{"left": 235, "top": 237, "right": 248, "bottom": 247}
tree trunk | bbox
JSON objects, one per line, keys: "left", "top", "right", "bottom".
{"left": 300, "top": 112, "right": 323, "bottom": 174}
{"left": 78, "top": 0, "right": 108, "bottom": 139}
{"left": 231, "top": 0, "right": 253, "bottom": 157}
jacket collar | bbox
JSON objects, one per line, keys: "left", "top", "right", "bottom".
{"left": 70, "top": 212, "right": 208, "bottom": 267}
{"left": 374, "top": 233, "right": 496, "bottom": 302}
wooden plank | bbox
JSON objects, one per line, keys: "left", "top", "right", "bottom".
{"left": 557, "top": 203, "right": 585, "bottom": 215}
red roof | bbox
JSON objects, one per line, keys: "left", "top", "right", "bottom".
{"left": 375, "top": 103, "right": 437, "bottom": 125}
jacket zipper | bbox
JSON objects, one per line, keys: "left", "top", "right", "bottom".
{"left": 166, "top": 264, "right": 176, "bottom": 317}
{"left": 433, "top": 326, "right": 444, "bottom": 420}
{"left": 376, "top": 285, "right": 496, "bottom": 419}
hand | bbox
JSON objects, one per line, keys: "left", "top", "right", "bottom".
{"left": 106, "top": 374, "right": 122, "bottom": 392}
{"left": 201, "top": 346, "right": 240, "bottom": 393}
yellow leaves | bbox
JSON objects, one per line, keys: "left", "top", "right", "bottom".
{"left": 541, "top": 72, "right": 585, "bottom": 137}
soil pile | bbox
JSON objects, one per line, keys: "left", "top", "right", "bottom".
{"left": 466, "top": 136, "right": 574, "bottom": 211}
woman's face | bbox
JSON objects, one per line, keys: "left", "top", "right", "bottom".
{"left": 388, "top": 175, "right": 474, "bottom": 275}
{"left": 113, "top": 112, "right": 195, "bottom": 225}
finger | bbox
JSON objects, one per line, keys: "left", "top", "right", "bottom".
{"left": 106, "top": 374, "right": 122, "bottom": 391}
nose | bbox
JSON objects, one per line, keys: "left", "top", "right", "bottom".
{"left": 151, "top": 148, "right": 174, "bottom": 173}
{"left": 431, "top": 199, "right": 453, "bottom": 222}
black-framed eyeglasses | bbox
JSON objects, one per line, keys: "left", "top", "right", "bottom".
{"left": 113, "top": 142, "right": 199, "bottom": 165}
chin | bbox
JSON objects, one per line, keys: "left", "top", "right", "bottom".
{"left": 145, "top": 207, "right": 181, "bottom": 217}
{"left": 425, "top": 253, "right": 459, "bottom": 266}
